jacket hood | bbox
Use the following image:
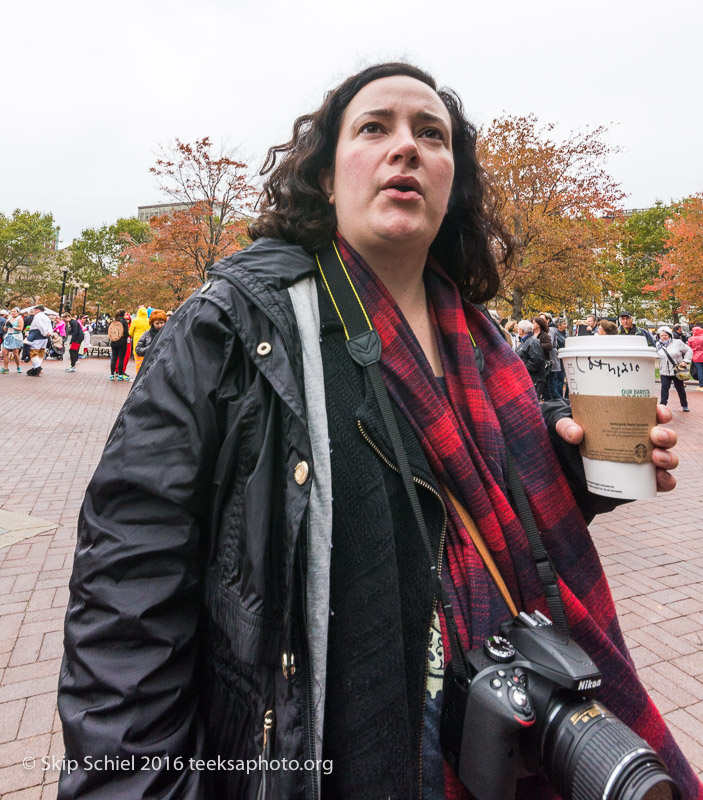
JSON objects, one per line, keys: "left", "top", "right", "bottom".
{"left": 210, "top": 237, "right": 317, "bottom": 292}
{"left": 136, "top": 306, "right": 148, "bottom": 319}
{"left": 692, "top": 327, "right": 703, "bottom": 335}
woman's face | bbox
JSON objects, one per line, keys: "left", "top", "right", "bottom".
{"left": 153, "top": 320, "right": 165, "bottom": 330}
{"left": 11, "top": 309, "right": 18, "bottom": 318}
{"left": 532, "top": 322, "right": 540, "bottom": 336}
{"left": 595, "top": 325, "right": 606, "bottom": 336}
{"left": 319, "top": 75, "right": 455, "bottom": 261}
{"left": 660, "top": 332, "right": 670, "bottom": 341}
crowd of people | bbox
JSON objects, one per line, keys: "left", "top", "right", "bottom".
{"left": 0, "top": 305, "right": 172, "bottom": 379}
{"left": 502, "top": 309, "right": 703, "bottom": 412}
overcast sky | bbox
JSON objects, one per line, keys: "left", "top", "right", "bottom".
{"left": 3, "top": 0, "right": 701, "bottom": 246}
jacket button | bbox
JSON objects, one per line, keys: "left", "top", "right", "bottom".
{"left": 294, "top": 461, "right": 310, "bottom": 485}
{"left": 201, "top": 281, "right": 212, "bottom": 293}
{"left": 257, "top": 342, "right": 272, "bottom": 356}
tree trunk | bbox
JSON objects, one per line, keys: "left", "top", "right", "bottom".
{"left": 512, "top": 287, "right": 524, "bottom": 320}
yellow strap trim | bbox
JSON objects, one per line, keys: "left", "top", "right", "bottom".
{"left": 315, "top": 242, "right": 374, "bottom": 341}
{"left": 315, "top": 253, "right": 350, "bottom": 340}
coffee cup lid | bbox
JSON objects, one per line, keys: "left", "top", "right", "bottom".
{"left": 559, "top": 335, "right": 656, "bottom": 360}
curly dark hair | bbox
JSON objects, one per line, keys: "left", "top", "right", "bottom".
{"left": 249, "top": 62, "right": 513, "bottom": 302}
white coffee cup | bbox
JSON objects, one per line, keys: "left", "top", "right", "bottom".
{"left": 559, "top": 335, "right": 658, "bottom": 500}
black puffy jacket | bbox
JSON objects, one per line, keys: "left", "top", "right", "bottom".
{"left": 59, "top": 239, "right": 321, "bottom": 800}
{"left": 516, "top": 333, "right": 546, "bottom": 379}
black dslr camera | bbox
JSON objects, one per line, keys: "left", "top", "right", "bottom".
{"left": 440, "top": 610, "right": 681, "bottom": 800}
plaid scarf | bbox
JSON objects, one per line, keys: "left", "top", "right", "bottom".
{"left": 337, "top": 236, "right": 701, "bottom": 799}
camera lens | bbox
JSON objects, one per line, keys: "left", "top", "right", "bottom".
{"left": 541, "top": 697, "right": 680, "bottom": 800}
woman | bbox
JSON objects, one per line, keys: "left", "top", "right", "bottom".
{"left": 107, "top": 309, "right": 130, "bottom": 381}
{"left": 657, "top": 325, "right": 693, "bottom": 412}
{"left": 689, "top": 325, "right": 703, "bottom": 391}
{"left": 530, "top": 316, "right": 552, "bottom": 399}
{"left": 79, "top": 316, "right": 90, "bottom": 357}
{"left": 128, "top": 306, "right": 150, "bottom": 373}
{"left": 595, "top": 318, "right": 618, "bottom": 335}
{"left": 62, "top": 312, "right": 84, "bottom": 373}
{"left": 1, "top": 307, "right": 24, "bottom": 373}
{"left": 532, "top": 315, "right": 553, "bottom": 355}
{"left": 59, "top": 63, "right": 695, "bottom": 800}
{"left": 134, "top": 309, "right": 167, "bottom": 361}
{"left": 504, "top": 319, "right": 519, "bottom": 350}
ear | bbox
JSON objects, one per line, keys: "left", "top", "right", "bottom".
{"left": 318, "top": 168, "right": 335, "bottom": 205}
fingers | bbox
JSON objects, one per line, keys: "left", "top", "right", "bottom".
{"left": 650, "top": 425, "right": 677, "bottom": 449}
{"left": 652, "top": 447, "right": 678, "bottom": 470}
{"left": 656, "top": 404, "right": 673, "bottom": 424}
{"left": 556, "top": 417, "right": 583, "bottom": 444}
{"left": 655, "top": 467, "right": 677, "bottom": 493}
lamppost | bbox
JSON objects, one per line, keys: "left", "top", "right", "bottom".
{"left": 59, "top": 269, "right": 68, "bottom": 315}
{"left": 82, "top": 284, "right": 89, "bottom": 315}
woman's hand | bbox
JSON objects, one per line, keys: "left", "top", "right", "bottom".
{"left": 555, "top": 404, "right": 678, "bottom": 493}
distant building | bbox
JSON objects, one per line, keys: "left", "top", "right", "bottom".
{"left": 137, "top": 202, "right": 226, "bottom": 224}
{"left": 137, "top": 202, "right": 191, "bottom": 223}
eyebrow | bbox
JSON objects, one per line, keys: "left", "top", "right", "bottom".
{"left": 350, "top": 108, "right": 449, "bottom": 129}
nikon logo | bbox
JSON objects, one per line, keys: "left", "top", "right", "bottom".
{"left": 577, "top": 678, "right": 602, "bottom": 691}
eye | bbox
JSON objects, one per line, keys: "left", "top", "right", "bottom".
{"left": 419, "top": 127, "right": 445, "bottom": 142}
{"left": 359, "top": 122, "right": 384, "bottom": 134}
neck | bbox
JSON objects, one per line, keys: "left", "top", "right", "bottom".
{"left": 342, "top": 237, "right": 443, "bottom": 376}
{"left": 344, "top": 239, "right": 430, "bottom": 318}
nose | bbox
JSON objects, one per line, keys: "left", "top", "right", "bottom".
{"left": 386, "top": 125, "right": 420, "bottom": 165}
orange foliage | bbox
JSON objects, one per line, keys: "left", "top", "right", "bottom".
{"left": 478, "top": 115, "right": 624, "bottom": 316}
{"left": 112, "top": 138, "right": 257, "bottom": 309}
{"left": 121, "top": 204, "right": 249, "bottom": 309}
{"left": 644, "top": 195, "right": 703, "bottom": 313}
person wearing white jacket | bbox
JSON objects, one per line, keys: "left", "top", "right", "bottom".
{"left": 656, "top": 326, "right": 693, "bottom": 412}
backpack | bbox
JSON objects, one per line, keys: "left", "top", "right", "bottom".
{"left": 107, "top": 320, "right": 124, "bottom": 342}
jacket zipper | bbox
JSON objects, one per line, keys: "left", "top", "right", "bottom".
{"left": 256, "top": 709, "right": 275, "bottom": 800}
{"left": 212, "top": 267, "right": 315, "bottom": 797}
{"left": 297, "top": 546, "right": 320, "bottom": 800}
{"left": 357, "top": 421, "right": 448, "bottom": 800}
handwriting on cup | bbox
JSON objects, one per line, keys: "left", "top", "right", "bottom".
{"left": 576, "top": 357, "right": 641, "bottom": 379}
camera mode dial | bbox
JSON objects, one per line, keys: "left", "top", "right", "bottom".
{"left": 484, "top": 635, "right": 515, "bottom": 663}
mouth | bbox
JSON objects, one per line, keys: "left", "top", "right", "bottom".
{"left": 381, "top": 176, "right": 423, "bottom": 199}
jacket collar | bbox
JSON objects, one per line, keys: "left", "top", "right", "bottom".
{"left": 209, "top": 237, "right": 317, "bottom": 292}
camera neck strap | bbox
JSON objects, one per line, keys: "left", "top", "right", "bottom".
{"left": 316, "top": 243, "right": 569, "bottom": 676}
{"left": 661, "top": 343, "right": 684, "bottom": 372}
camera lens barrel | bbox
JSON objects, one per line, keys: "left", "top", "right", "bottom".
{"left": 543, "top": 699, "right": 680, "bottom": 800}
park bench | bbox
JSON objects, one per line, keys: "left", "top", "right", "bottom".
{"left": 87, "top": 335, "right": 111, "bottom": 358}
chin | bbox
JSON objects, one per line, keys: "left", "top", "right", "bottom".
{"left": 375, "top": 219, "right": 439, "bottom": 249}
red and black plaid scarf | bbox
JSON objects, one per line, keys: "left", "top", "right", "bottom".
{"left": 337, "top": 236, "right": 701, "bottom": 799}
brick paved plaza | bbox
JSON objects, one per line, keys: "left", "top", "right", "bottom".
{"left": 0, "top": 355, "right": 701, "bottom": 797}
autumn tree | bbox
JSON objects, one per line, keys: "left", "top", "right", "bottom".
{"left": 123, "top": 138, "right": 257, "bottom": 308}
{"left": 0, "top": 209, "right": 58, "bottom": 306}
{"left": 644, "top": 195, "right": 703, "bottom": 318}
{"left": 478, "top": 115, "right": 624, "bottom": 318}
{"left": 602, "top": 202, "right": 677, "bottom": 320}
{"left": 71, "top": 218, "right": 150, "bottom": 281}
{"left": 70, "top": 217, "right": 151, "bottom": 309}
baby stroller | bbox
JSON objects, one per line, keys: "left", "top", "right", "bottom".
{"left": 47, "top": 332, "right": 66, "bottom": 360}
